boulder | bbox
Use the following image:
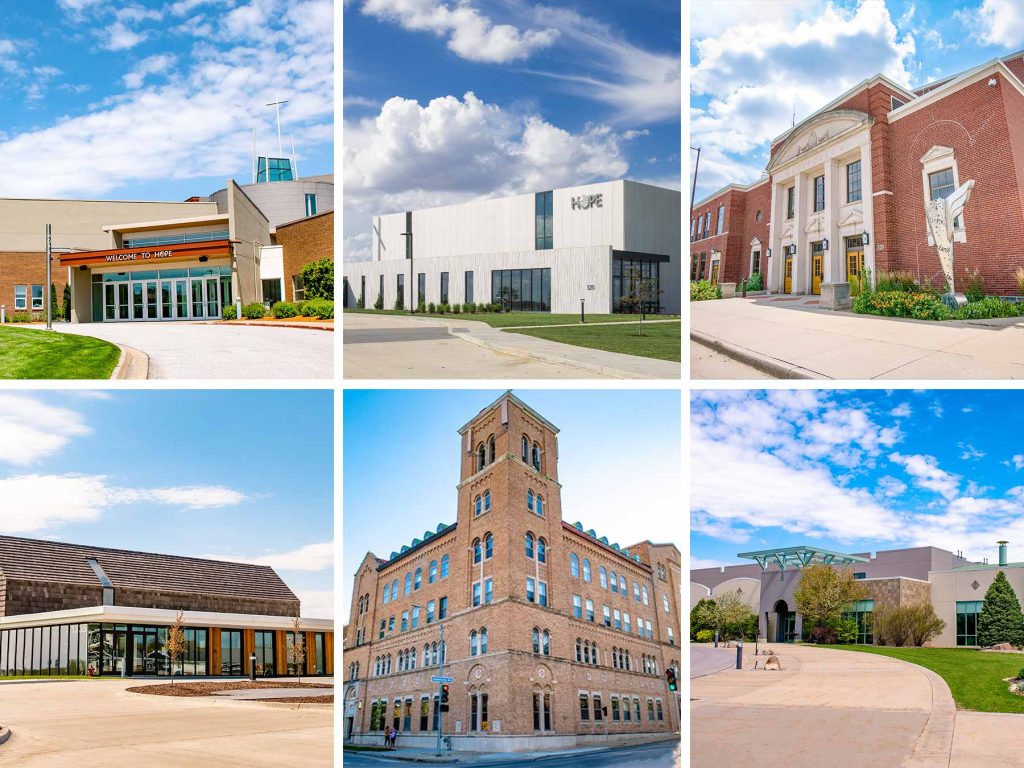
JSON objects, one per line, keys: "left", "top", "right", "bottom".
{"left": 991, "top": 642, "right": 1015, "bottom": 651}
{"left": 764, "top": 654, "right": 781, "bottom": 671}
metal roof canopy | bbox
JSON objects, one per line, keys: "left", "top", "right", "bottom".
{"left": 737, "top": 545, "right": 868, "bottom": 572}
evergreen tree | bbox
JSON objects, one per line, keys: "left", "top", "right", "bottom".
{"left": 977, "top": 571, "right": 1024, "bottom": 648}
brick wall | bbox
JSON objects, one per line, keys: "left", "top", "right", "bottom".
{"left": 689, "top": 182, "right": 771, "bottom": 284}
{"left": 274, "top": 211, "right": 334, "bottom": 301}
{"left": 0, "top": 252, "right": 67, "bottom": 317}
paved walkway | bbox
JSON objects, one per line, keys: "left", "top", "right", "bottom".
{"left": 48, "top": 322, "right": 333, "bottom": 379}
{"left": 213, "top": 686, "right": 334, "bottom": 699}
{"left": 343, "top": 313, "right": 678, "bottom": 379}
{"left": 690, "top": 644, "right": 739, "bottom": 678}
{"left": 691, "top": 340, "right": 773, "bottom": 379}
{"left": 0, "top": 678, "right": 331, "bottom": 766}
{"left": 691, "top": 296, "right": 1024, "bottom": 379}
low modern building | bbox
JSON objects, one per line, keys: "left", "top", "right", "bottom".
{"left": 343, "top": 392, "right": 681, "bottom": 751}
{"left": 692, "top": 50, "right": 1024, "bottom": 297}
{"left": 0, "top": 535, "right": 333, "bottom": 677}
{"left": 342, "top": 180, "right": 681, "bottom": 314}
{"left": 209, "top": 174, "right": 333, "bottom": 231}
{"left": 260, "top": 210, "right": 334, "bottom": 303}
{"left": 690, "top": 542, "right": 1024, "bottom": 648}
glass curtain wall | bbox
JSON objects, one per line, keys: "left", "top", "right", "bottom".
{"left": 613, "top": 257, "right": 662, "bottom": 313}
{"left": 490, "top": 269, "right": 551, "bottom": 312}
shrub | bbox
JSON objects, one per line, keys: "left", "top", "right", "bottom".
{"left": 221, "top": 304, "right": 238, "bottom": 320}
{"left": 691, "top": 598, "right": 719, "bottom": 638}
{"left": 907, "top": 604, "right": 946, "bottom": 647}
{"left": 876, "top": 270, "right": 919, "bottom": 293}
{"left": 242, "top": 302, "right": 266, "bottom": 319}
{"left": 853, "top": 290, "right": 952, "bottom": 321}
{"left": 832, "top": 617, "right": 860, "bottom": 645}
{"left": 875, "top": 604, "right": 945, "bottom": 647}
{"left": 417, "top": 300, "right": 426, "bottom": 313}
{"left": 744, "top": 272, "right": 763, "bottom": 291}
{"left": 427, "top": 302, "right": 437, "bottom": 313}
{"left": 394, "top": 294, "right": 404, "bottom": 311}
{"left": 808, "top": 625, "right": 837, "bottom": 644}
{"left": 964, "top": 267, "right": 986, "bottom": 303}
{"left": 62, "top": 284, "right": 71, "bottom": 322}
{"left": 953, "top": 298, "right": 1024, "bottom": 320}
{"left": 271, "top": 301, "right": 300, "bottom": 319}
{"left": 489, "top": 303, "right": 502, "bottom": 313}
{"left": 1015, "top": 268, "right": 1024, "bottom": 295}
{"left": 10, "top": 312, "right": 35, "bottom": 323}
{"left": 1018, "top": 667, "right": 1024, "bottom": 680}
{"left": 452, "top": 304, "right": 461, "bottom": 314}
{"left": 299, "top": 257, "right": 334, "bottom": 300}
{"left": 978, "top": 571, "right": 1024, "bottom": 648}
{"left": 303, "top": 299, "right": 334, "bottom": 319}
{"left": 374, "top": 293, "right": 384, "bottom": 310}
{"left": 439, "top": 302, "right": 450, "bottom": 314}
{"left": 355, "top": 295, "right": 365, "bottom": 309}
{"left": 690, "top": 280, "right": 720, "bottom": 301}
{"left": 695, "top": 629, "right": 714, "bottom": 643}
{"left": 463, "top": 303, "right": 473, "bottom": 314}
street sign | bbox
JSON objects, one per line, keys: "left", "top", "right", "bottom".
{"left": 431, "top": 675, "right": 454, "bottom": 683}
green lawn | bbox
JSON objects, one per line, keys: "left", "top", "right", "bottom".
{"left": 507, "top": 320, "right": 681, "bottom": 362}
{"left": 829, "top": 645, "right": 1024, "bottom": 713}
{"left": 344, "top": 308, "right": 680, "bottom": 328}
{"left": 0, "top": 326, "right": 120, "bottom": 379}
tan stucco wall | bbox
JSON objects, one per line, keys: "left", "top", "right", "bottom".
{"left": 227, "top": 181, "right": 272, "bottom": 304}
{"left": 930, "top": 564, "right": 1024, "bottom": 647}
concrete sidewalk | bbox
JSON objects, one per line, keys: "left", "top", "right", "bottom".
{"left": 344, "top": 737, "right": 677, "bottom": 763}
{"left": 691, "top": 296, "right": 1024, "bottom": 379}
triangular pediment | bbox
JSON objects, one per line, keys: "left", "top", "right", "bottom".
{"left": 838, "top": 209, "right": 865, "bottom": 228}
{"left": 920, "top": 145, "right": 955, "bottom": 165}
{"left": 804, "top": 216, "right": 825, "bottom": 235}
{"left": 750, "top": 237, "right": 762, "bottom": 247}
{"left": 780, "top": 223, "right": 794, "bottom": 241}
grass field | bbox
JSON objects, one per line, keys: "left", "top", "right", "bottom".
{"left": 343, "top": 308, "right": 679, "bottom": 328}
{"left": 0, "top": 326, "right": 120, "bottom": 379}
{"left": 830, "top": 645, "right": 1024, "bottom": 713}
{"left": 507, "top": 321, "right": 681, "bottom": 362}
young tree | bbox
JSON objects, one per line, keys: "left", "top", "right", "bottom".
{"left": 793, "top": 565, "right": 867, "bottom": 631}
{"left": 61, "top": 283, "right": 71, "bottom": 322}
{"left": 690, "top": 598, "right": 719, "bottom": 639}
{"left": 49, "top": 283, "right": 60, "bottom": 321}
{"left": 713, "top": 590, "right": 755, "bottom": 641}
{"left": 163, "top": 609, "right": 186, "bottom": 685}
{"left": 619, "top": 267, "right": 662, "bottom": 335}
{"left": 977, "top": 571, "right": 1024, "bottom": 648}
{"left": 908, "top": 604, "right": 946, "bottom": 647}
{"left": 299, "top": 257, "right": 334, "bottom": 300}
{"left": 287, "top": 615, "right": 306, "bottom": 683}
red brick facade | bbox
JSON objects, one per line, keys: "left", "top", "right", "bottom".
{"left": 0, "top": 253, "right": 67, "bottom": 318}
{"left": 689, "top": 181, "right": 770, "bottom": 285}
{"left": 274, "top": 210, "right": 333, "bottom": 301}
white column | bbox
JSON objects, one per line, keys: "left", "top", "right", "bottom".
{"left": 793, "top": 172, "right": 807, "bottom": 293}
{"left": 860, "top": 141, "right": 876, "bottom": 286}
{"left": 768, "top": 182, "right": 784, "bottom": 293}
{"left": 823, "top": 159, "right": 840, "bottom": 284}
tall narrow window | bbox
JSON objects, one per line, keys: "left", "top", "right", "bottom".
{"left": 814, "top": 175, "right": 825, "bottom": 212}
{"left": 521, "top": 435, "right": 529, "bottom": 461}
{"left": 304, "top": 193, "right": 318, "bottom": 217}
{"left": 484, "top": 490, "right": 491, "bottom": 511}
{"left": 417, "top": 273, "right": 425, "bottom": 307}
{"left": 527, "top": 490, "right": 534, "bottom": 512}
{"left": 440, "top": 555, "right": 449, "bottom": 579}
{"left": 440, "top": 272, "right": 449, "bottom": 304}
{"left": 535, "top": 191, "right": 553, "bottom": 249}
{"left": 473, "top": 538, "right": 482, "bottom": 564}
{"left": 429, "top": 560, "right": 437, "bottom": 583}
{"left": 786, "top": 186, "right": 795, "bottom": 219}
{"left": 583, "top": 559, "right": 591, "bottom": 582}
{"left": 526, "top": 533, "right": 535, "bottom": 559}
{"left": 464, "top": 271, "right": 474, "bottom": 304}
{"left": 484, "top": 533, "right": 493, "bottom": 559}
{"left": 716, "top": 204, "right": 725, "bottom": 235}
{"left": 847, "top": 160, "right": 862, "bottom": 202}
{"left": 537, "top": 538, "right": 546, "bottom": 563}
{"left": 570, "top": 553, "right": 580, "bottom": 578}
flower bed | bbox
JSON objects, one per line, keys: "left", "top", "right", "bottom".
{"left": 854, "top": 291, "right": 1024, "bottom": 322}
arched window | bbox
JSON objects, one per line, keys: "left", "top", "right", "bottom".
{"left": 619, "top": 575, "right": 626, "bottom": 593}
{"left": 609, "top": 570, "right": 617, "bottom": 592}
{"left": 480, "top": 628, "right": 488, "bottom": 654}
{"left": 542, "top": 630, "right": 550, "bottom": 656}
{"left": 570, "top": 553, "right": 580, "bottom": 577}
{"left": 642, "top": 585, "right": 648, "bottom": 605}
{"left": 473, "top": 538, "right": 482, "bottom": 563}
{"left": 612, "top": 647, "right": 618, "bottom": 669}
{"left": 432, "top": 642, "right": 439, "bottom": 666}
{"left": 633, "top": 581, "right": 640, "bottom": 601}
{"left": 599, "top": 567, "right": 607, "bottom": 589}
{"left": 592, "top": 642, "right": 598, "bottom": 666}
{"left": 583, "top": 559, "right": 591, "bottom": 582}
{"left": 470, "top": 630, "right": 479, "bottom": 656}
{"left": 410, "top": 649, "right": 417, "bottom": 670}
{"left": 392, "top": 579, "right": 399, "bottom": 599}
{"left": 525, "top": 532, "right": 535, "bottom": 559}
{"left": 533, "top": 627, "right": 540, "bottom": 654}
{"left": 424, "top": 644, "right": 430, "bottom": 666}
{"left": 404, "top": 573, "right": 412, "bottom": 594}
{"left": 415, "top": 568, "right": 422, "bottom": 590}
{"left": 477, "top": 444, "right": 486, "bottom": 471}
{"left": 521, "top": 435, "right": 529, "bottom": 461}
{"left": 527, "top": 489, "right": 534, "bottom": 512}
{"left": 484, "top": 533, "right": 493, "bottom": 559}
{"left": 536, "top": 495, "right": 544, "bottom": 516}
{"left": 537, "top": 537, "right": 546, "bottom": 563}
{"left": 441, "top": 555, "right": 450, "bottom": 579}
{"left": 488, "top": 436, "right": 495, "bottom": 464}
{"left": 474, "top": 495, "right": 482, "bottom": 516}
{"left": 484, "top": 490, "right": 491, "bottom": 512}
{"left": 429, "top": 560, "right": 438, "bottom": 583}
{"left": 383, "top": 582, "right": 391, "bottom": 604}
{"left": 575, "top": 638, "right": 582, "bottom": 662}
{"left": 532, "top": 443, "right": 540, "bottom": 471}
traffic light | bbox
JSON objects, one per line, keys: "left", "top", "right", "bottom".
{"left": 441, "top": 684, "right": 450, "bottom": 712}
{"left": 666, "top": 668, "right": 677, "bottom": 692}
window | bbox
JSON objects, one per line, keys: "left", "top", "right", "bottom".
{"left": 594, "top": 694, "right": 603, "bottom": 721}
{"left": 527, "top": 577, "right": 536, "bottom": 603}
{"left": 427, "top": 600, "right": 435, "bottom": 624}
{"left": 533, "top": 627, "right": 541, "bottom": 654}
{"left": 487, "top": 436, "right": 495, "bottom": 463}
{"left": 383, "top": 583, "right": 391, "bottom": 604}
{"left": 440, "top": 272, "right": 449, "bottom": 304}
{"left": 491, "top": 268, "right": 551, "bottom": 312}
{"left": 401, "top": 611, "right": 408, "bottom": 632}
{"left": 854, "top": 572, "right": 866, "bottom": 580}
{"left": 603, "top": 605, "right": 611, "bottom": 626}
{"left": 526, "top": 533, "right": 535, "bottom": 559}
{"left": 536, "top": 495, "right": 544, "bottom": 516}
{"left": 473, "top": 538, "right": 482, "bottom": 564}
{"left": 470, "top": 630, "right": 479, "bottom": 656}
{"left": 420, "top": 696, "right": 430, "bottom": 731}
{"left": 480, "top": 628, "right": 488, "bottom": 654}
{"left": 716, "top": 204, "right": 725, "bottom": 235}
{"left": 599, "top": 567, "right": 607, "bottom": 589}
{"left": 304, "top": 193, "right": 317, "bottom": 217}
{"left": 477, "top": 445, "right": 486, "bottom": 471}
{"left": 814, "top": 175, "right": 825, "bottom": 212}
{"left": 956, "top": 601, "right": 983, "bottom": 646}
{"left": 538, "top": 581, "right": 547, "bottom": 607}
{"left": 847, "top": 160, "right": 862, "bottom": 202}
{"left": 411, "top": 606, "right": 420, "bottom": 629}
{"left": 842, "top": 599, "right": 874, "bottom": 644}
{"left": 633, "top": 581, "right": 640, "bottom": 602}
{"left": 440, "top": 555, "right": 449, "bottom": 579}
{"left": 614, "top": 609, "right": 621, "bottom": 630}
{"left": 690, "top": 256, "right": 698, "bottom": 281}
{"left": 13, "top": 285, "right": 27, "bottom": 311}
{"left": 472, "top": 582, "right": 482, "bottom": 607}
{"left": 586, "top": 599, "right": 594, "bottom": 622}
{"left": 484, "top": 533, "right": 493, "bottom": 559}
{"left": 417, "top": 272, "right": 425, "bottom": 307}
{"left": 542, "top": 630, "right": 550, "bottom": 655}
{"left": 698, "top": 252, "right": 707, "bottom": 279}
{"left": 610, "top": 571, "right": 617, "bottom": 593}
{"left": 404, "top": 573, "right": 411, "bottom": 595}
{"left": 751, "top": 250, "right": 761, "bottom": 276}
{"left": 484, "top": 578, "right": 493, "bottom": 604}
{"left": 414, "top": 568, "right": 422, "bottom": 590}
{"left": 532, "top": 444, "right": 541, "bottom": 471}
{"left": 570, "top": 553, "right": 580, "bottom": 578}
{"left": 388, "top": 616, "right": 395, "bottom": 633}
{"left": 439, "top": 596, "right": 448, "bottom": 619}
{"left": 642, "top": 586, "right": 648, "bottom": 605}
{"left": 521, "top": 435, "right": 529, "bottom": 462}
{"left": 429, "top": 560, "right": 438, "bottom": 583}
{"left": 618, "top": 575, "right": 626, "bottom": 593}
{"left": 379, "top": 620, "right": 386, "bottom": 639}
{"left": 537, "top": 538, "right": 546, "bottom": 563}
{"left": 474, "top": 495, "right": 482, "bottom": 516}
{"left": 623, "top": 694, "right": 632, "bottom": 720}
{"left": 633, "top": 698, "right": 641, "bottom": 722}
{"left": 580, "top": 693, "right": 590, "bottom": 721}
{"left": 647, "top": 698, "right": 655, "bottom": 721}
{"left": 484, "top": 490, "right": 491, "bottom": 512}
{"left": 668, "top": 627, "right": 675, "bottom": 645}
{"left": 31, "top": 285, "right": 43, "bottom": 310}
{"left": 756, "top": 209, "right": 763, "bottom": 222}
{"left": 624, "top": 613, "right": 631, "bottom": 633}
{"left": 611, "top": 696, "right": 620, "bottom": 721}
{"left": 465, "top": 271, "right": 474, "bottom": 304}
{"left": 646, "top": 619, "right": 652, "bottom": 638}
{"left": 573, "top": 594, "right": 582, "bottom": 619}
{"left": 527, "top": 490, "right": 534, "bottom": 513}
{"left": 535, "top": 190, "right": 553, "bottom": 249}
{"left": 929, "top": 167, "right": 961, "bottom": 227}
{"left": 663, "top": 594, "right": 670, "bottom": 613}
{"left": 656, "top": 700, "right": 664, "bottom": 721}
{"left": 786, "top": 186, "right": 795, "bottom": 219}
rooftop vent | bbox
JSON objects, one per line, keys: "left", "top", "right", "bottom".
{"left": 998, "top": 540, "right": 1009, "bottom": 567}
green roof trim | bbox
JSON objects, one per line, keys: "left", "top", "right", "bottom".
{"left": 737, "top": 545, "right": 868, "bottom": 572}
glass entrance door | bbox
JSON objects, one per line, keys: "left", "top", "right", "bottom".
{"left": 160, "top": 281, "right": 174, "bottom": 319}
{"left": 102, "top": 629, "right": 126, "bottom": 675}
{"left": 205, "top": 277, "right": 220, "bottom": 319}
{"left": 145, "top": 281, "right": 158, "bottom": 319}
{"left": 104, "top": 284, "right": 117, "bottom": 321}
{"left": 175, "top": 280, "right": 189, "bottom": 319}
{"left": 132, "top": 283, "right": 144, "bottom": 320}
{"left": 117, "top": 283, "right": 129, "bottom": 320}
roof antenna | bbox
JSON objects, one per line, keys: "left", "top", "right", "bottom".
{"left": 792, "top": 100, "right": 796, "bottom": 128}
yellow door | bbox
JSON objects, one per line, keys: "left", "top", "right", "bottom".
{"left": 846, "top": 248, "right": 865, "bottom": 291}
{"left": 710, "top": 262, "right": 720, "bottom": 286}
{"left": 784, "top": 257, "right": 793, "bottom": 293}
{"left": 812, "top": 253, "right": 823, "bottom": 295}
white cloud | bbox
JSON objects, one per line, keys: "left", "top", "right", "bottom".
{"left": 690, "top": 557, "right": 732, "bottom": 570}
{"left": 141, "top": 486, "right": 247, "bottom": 508}
{"left": 958, "top": 442, "right": 986, "bottom": 461}
{"left": 889, "top": 452, "right": 960, "bottom": 500}
{"left": 891, "top": 402, "right": 912, "bottom": 417}
{"left": 294, "top": 589, "right": 334, "bottom": 619}
{"left": 360, "top": 0, "right": 558, "bottom": 63}
{"left": 123, "top": 54, "right": 178, "bottom": 89}
{"left": 877, "top": 475, "right": 907, "bottom": 498}
{"left": 198, "top": 540, "right": 334, "bottom": 571}
{"left": 0, "top": 394, "right": 91, "bottom": 465}
{"left": 962, "top": 0, "right": 1024, "bottom": 48}
{"left": 1010, "top": 454, "right": 1024, "bottom": 470}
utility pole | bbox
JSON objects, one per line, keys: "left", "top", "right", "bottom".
{"left": 434, "top": 623, "right": 445, "bottom": 755}
{"left": 45, "top": 224, "right": 52, "bottom": 330}
{"left": 266, "top": 92, "right": 289, "bottom": 156}
{"left": 689, "top": 146, "right": 701, "bottom": 243}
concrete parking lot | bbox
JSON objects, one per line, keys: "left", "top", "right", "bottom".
{"left": 0, "top": 678, "right": 332, "bottom": 767}
{"left": 53, "top": 322, "right": 333, "bottom": 379}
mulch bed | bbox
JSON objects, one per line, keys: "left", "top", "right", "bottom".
{"left": 127, "top": 681, "right": 332, "bottom": 698}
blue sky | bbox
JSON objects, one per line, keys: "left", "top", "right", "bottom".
{"left": 691, "top": 0, "right": 1024, "bottom": 200}
{"left": 692, "top": 389, "right": 1024, "bottom": 570}
{"left": 343, "top": 0, "right": 681, "bottom": 260}
{"left": 342, "top": 389, "right": 681, "bottom": 623}
{"left": 0, "top": 389, "right": 334, "bottom": 618}
{"left": 0, "top": 0, "right": 332, "bottom": 201}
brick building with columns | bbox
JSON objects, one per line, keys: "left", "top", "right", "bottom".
{"left": 691, "top": 50, "right": 1024, "bottom": 298}
{"left": 342, "top": 393, "right": 681, "bottom": 752}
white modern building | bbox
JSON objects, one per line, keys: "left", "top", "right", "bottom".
{"left": 342, "top": 180, "right": 681, "bottom": 314}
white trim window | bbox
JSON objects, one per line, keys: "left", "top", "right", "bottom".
{"left": 716, "top": 204, "right": 725, "bottom": 235}
{"left": 921, "top": 146, "right": 967, "bottom": 244}
{"left": 31, "top": 284, "right": 44, "bottom": 310}
{"left": 14, "top": 285, "right": 26, "bottom": 310}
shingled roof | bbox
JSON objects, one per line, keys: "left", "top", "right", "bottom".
{"left": 0, "top": 535, "right": 297, "bottom": 603}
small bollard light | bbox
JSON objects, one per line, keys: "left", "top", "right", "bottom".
{"left": 235, "top": 298, "right": 243, "bottom": 320}
{"left": 736, "top": 639, "right": 744, "bottom": 670}
{"left": 1, "top": 304, "right": 5, "bottom": 324}
{"left": 580, "top": 298, "right": 585, "bottom": 323}
{"left": 713, "top": 631, "right": 719, "bottom": 648}
{"left": 249, "top": 653, "right": 257, "bottom": 681}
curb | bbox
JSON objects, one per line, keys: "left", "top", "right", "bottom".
{"left": 690, "top": 330, "right": 827, "bottom": 379}
{"left": 110, "top": 344, "right": 149, "bottom": 380}
{"left": 0, "top": 726, "right": 10, "bottom": 746}
{"left": 897, "top": 660, "right": 956, "bottom": 768}
{"left": 219, "top": 321, "right": 334, "bottom": 331}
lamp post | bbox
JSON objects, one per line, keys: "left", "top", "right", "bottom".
{"left": 401, "top": 230, "right": 413, "bottom": 311}
{"left": 435, "top": 622, "right": 445, "bottom": 756}
{"left": 689, "top": 146, "right": 702, "bottom": 234}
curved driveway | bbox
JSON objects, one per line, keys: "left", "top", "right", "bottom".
{"left": 55, "top": 322, "right": 332, "bottom": 379}
{"left": 0, "top": 678, "right": 332, "bottom": 766}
